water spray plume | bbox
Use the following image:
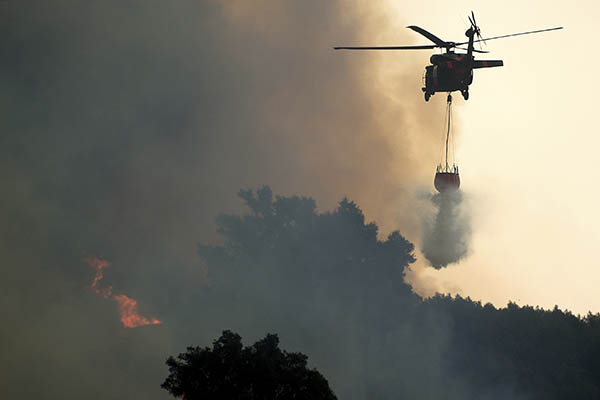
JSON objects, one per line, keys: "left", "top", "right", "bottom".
{"left": 83, "top": 255, "right": 162, "bottom": 328}
{"left": 421, "top": 191, "right": 470, "bottom": 269}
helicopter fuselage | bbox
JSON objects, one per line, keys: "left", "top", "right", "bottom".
{"left": 423, "top": 52, "right": 504, "bottom": 101}
{"left": 424, "top": 53, "right": 473, "bottom": 95}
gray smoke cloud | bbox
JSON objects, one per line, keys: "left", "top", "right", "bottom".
{"left": 421, "top": 191, "right": 471, "bottom": 269}
{"left": 0, "top": 1, "right": 465, "bottom": 398}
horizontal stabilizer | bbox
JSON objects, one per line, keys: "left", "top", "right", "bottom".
{"left": 473, "top": 60, "right": 503, "bottom": 69}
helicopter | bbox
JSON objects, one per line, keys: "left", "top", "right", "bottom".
{"left": 334, "top": 12, "right": 562, "bottom": 101}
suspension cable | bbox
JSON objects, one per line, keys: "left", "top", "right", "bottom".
{"left": 445, "top": 93, "right": 452, "bottom": 171}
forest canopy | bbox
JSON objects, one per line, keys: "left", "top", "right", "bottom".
{"left": 187, "top": 186, "right": 600, "bottom": 400}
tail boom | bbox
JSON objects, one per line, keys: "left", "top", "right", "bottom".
{"left": 473, "top": 60, "right": 503, "bottom": 69}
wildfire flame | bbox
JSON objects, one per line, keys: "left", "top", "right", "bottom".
{"left": 84, "top": 255, "right": 113, "bottom": 298}
{"left": 83, "top": 255, "right": 162, "bottom": 328}
{"left": 113, "top": 294, "right": 162, "bottom": 328}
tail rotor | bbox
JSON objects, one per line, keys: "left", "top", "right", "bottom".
{"left": 468, "top": 11, "right": 487, "bottom": 50}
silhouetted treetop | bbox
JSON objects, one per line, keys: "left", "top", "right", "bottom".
{"left": 161, "top": 330, "right": 337, "bottom": 400}
{"left": 202, "top": 185, "right": 414, "bottom": 269}
{"left": 197, "top": 186, "right": 417, "bottom": 319}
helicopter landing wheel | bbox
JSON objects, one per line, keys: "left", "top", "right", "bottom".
{"left": 424, "top": 92, "right": 431, "bottom": 102}
{"left": 461, "top": 89, "right": 469, "bottom": 100}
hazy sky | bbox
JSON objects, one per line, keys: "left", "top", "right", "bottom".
{"left": 385, "top": 1, "right": 596, "bottom": 314}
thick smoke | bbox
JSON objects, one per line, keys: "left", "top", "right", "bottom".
{"left": 0, "top": 1, "right": 455, "bottom": 398}
{"left": 421, "top": 191, "right": 471, "bottom": 269}
{"left": 4, "top": 2, "right": 594, "bottom": 398}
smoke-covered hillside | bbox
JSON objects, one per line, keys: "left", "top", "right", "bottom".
{"left": 189, "top": 186, "right": 600, "bottom": 400}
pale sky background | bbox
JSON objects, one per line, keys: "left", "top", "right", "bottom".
{"left": 365, "top": 1, "right": 598, "bottom": 314}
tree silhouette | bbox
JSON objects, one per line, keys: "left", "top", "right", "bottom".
{"left": 161, "top": 330, "right": 337, "bottom": 400}
{"left": 198, "top": 186, "right": 417, "bottom": 318}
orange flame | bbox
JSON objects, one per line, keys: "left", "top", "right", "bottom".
{"left": 83, "top": 255, "right": 112, "bottom": 297}
{"left": 113, "top": 294, "right": 162, "bottom": 328}
{"left": 83, "top": 255, "right": 162, "bottom": 328}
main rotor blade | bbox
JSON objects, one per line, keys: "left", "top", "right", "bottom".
{"left": 456, "top": 47, "right": 489, "bottom": 53}
{"left": 456, "top": 26, "right": 563, "bottom": 45}
{"left": 334, "top": 45, "right": 437, "bottom": 50}
{"left": 406, "top": 25, "right": 448, "bottom": 47}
